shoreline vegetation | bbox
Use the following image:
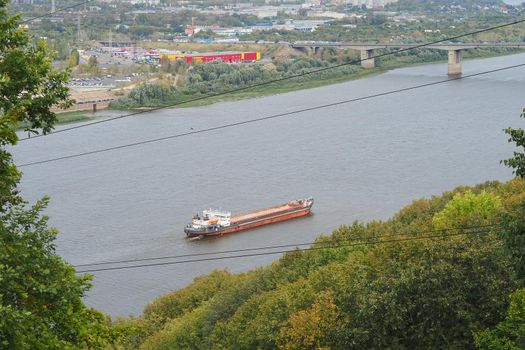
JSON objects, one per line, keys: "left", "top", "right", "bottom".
{"left": 55, "top": 111, "right": 94, "bottom": 124}
{"left": 107, "top": 48, "right": 523, "bottom": 112}
{"left": 18, "top": 111, "right": 93, "bottom": 131}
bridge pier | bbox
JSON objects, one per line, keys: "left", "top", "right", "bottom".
{"left": 291, "top": 46, "right": 312, "bottom": 56}
{"left": 92, "top": 103, "right": 97, "bottom": 112}
{"left": 360, "top": 49, "right": 375, "bottom": 69}
{"left": 448, "top": 49, "right": 462, "bottom": 76}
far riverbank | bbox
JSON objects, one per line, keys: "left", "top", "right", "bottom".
{"left": 107, "top": 48, "right": 523, "bottom": 111}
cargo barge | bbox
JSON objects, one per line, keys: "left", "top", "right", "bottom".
{"left": 184, "top": 197, "right": 313, "bottom": 238}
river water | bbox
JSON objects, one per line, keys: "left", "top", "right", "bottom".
{"left": 12, "top": 53, "right": 525, "bottom": 316}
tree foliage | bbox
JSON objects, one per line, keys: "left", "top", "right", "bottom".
{"left": 0, "top": 198, "right": 110, "bottom": 349}
{"left": 277, "top": 290, "right": 340, "bottom": 350}
{"left": 432, "top": 190, "right": 502, "bottom": 229}
{"left": 113, "top": 83, "right": 176, "bottom": 109}
{"left": 503, "top": 108, "right": 525, "bottom": 178}
{"left": 0, "top": 1, "right": 109, "bottom": 348}
{"left": 68, "top": 49, "right": 80, "bottom": 67}
{"left": 0, "top": 0, "right": 71, "bottom": 209}
{"left": 87, "top": 55, "right": 98, "bottom": 68}
{"left": 499, "top": 201, "right": 525, "bottom": 283}
{"left": 475, "top": 288, "right": 525, "bottom": 350}
{"left": 111, "top": 57, "right": 361, "bottom": 109}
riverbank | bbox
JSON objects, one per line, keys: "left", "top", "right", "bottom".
{"left": 17, "top": 111, "right": 94, "bottom": 131}
{"left": 108, "top": 48, "right": 523, "bottom": 111}
{"left": 55, "top": 111, "right": 94, "bottom": 124}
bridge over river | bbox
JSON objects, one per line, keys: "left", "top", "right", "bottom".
{"left": 290, "top": 42, "right": 525, "bottom": 75}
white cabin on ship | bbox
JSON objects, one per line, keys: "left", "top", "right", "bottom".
{"left": 191, "top": 209, "right": 231, "bottom": 229}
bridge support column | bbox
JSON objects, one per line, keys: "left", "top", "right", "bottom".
{"left": 360, "top": 49, "right": 375, "bottom": 69}
{"left": 92, "top": 103, "right": 97, "bottom": 112}
{"left": 448, "top": 49, "right": 462, "bottom": 76}
{"left": 291, "top": 46, "right": 312, "bottom": 56}
{"left": 304, "top": 46, "right": 314, "bottom": 56}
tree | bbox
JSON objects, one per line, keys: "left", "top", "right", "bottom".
{"left": 432, "top": 190, "right": 502, "bottom": 230}
{"left": 475, "top": 288, "right": 525, "bottom": 350}
{"left": 0, "top": 0, "right": 71, "bottom": 209}
{"left": 297, "top": 8, "right": 308, "bottom": 17}
{"left": 0, "top": 198, "right": 110, "bottom": 349}
{"left": 88, "top": 55, "right": 98, "bottom": 68}
{"left": 0, "top": 1, "right": 109, "bottom": 348}
{"left": 499, "top": 202, "right": 525, "bottom": 283}
{"left": 68, "top": 49, "right": 80, "bottom": 67}
{"left": 502, "top": 108, "right": 525, "bottom": 178}
{"left": 277, "top": 291, "right": 340, "bottom": 350}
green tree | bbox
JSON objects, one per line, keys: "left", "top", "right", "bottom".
{"left": 0, "top": 198, "right": 110, "bottom": 349}
{"left": 432, "top": 190, "right": 502, "bottom": 229}
{"left": 277, "top": 290, "right": 340, "bottom": 350}
{"left": 88, "top": 55, "right": 98, "bottom": 68}
{"left": 0, "top": 0, "right": 71, "bottom": 208}
{"left": 68, "top": 49, "right": 80, "bottom": 67}
{"left": 127, "top": 83, "right": 175, "bottom": 106}
{"left": 499, "top": 202, "right": 525, "bottom": 283}
{"left": 158, "top": 55, "right": 172, "bottom": 72}
{"left": 475, "top": 288, "right": 525, "bottom": 350}
{"left": 502, "top": 108, "right": 525, "bottom": 177}
{"left": 0, "top": 1, "right": 109, "bottom": 348}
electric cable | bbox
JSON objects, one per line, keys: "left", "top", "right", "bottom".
{"left": 75, "top": 229, "right": 494, "bottom": 273}
{"left": 18, "top": 62, "right": 525, "bottom": 168}
{"left": 73, "top": 223, "right": 500, "bottom": 268}
{"left": 20, "top": 0, "right": 93, "bottom": 24}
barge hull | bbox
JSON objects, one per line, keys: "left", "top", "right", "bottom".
{"left": 186, "top": 207, "right": 311, "bottom": 238}
{"left": 184, "top": 197, "right": 314, "bottom": 238}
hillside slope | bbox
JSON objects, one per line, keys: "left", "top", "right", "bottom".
{"left": 112, "top": 178, "right": 525, "bottom": 349}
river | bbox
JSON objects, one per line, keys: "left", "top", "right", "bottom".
{"left": 12, "top": 53, "right": 525, "bottom": 317}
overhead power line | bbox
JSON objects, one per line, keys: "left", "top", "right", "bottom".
{"left": 18, "top": 18, "right": 525, "bottom": 141}
{"left": 18, "top": 62, "right": 525, "bottom": 168}
{"left": 73, "top": 223, "right": 500, "bottom": 269}
{"left": 75, "top": 229, "right": 494, "bottom": 273}
{"left": 20, "top": 0, "right": 93, "bottom": 24}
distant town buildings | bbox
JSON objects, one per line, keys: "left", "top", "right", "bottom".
{"left": 187, "top": 19, "right": 331, "bottom": 36}
{"left": 127, "top": 0, "right": 161, "bottom": 4}
{"left": 112, "top": 0, "right": 396, "bottom": 9}
{"left": 333, "top": 0, "right": 398, "bottom": 8}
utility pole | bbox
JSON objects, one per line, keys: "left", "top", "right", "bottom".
{"left": 77, "top": 11, "right": 81, "bottom": 42}
{"left": 51, "top": 0, "right": 55, "bottom": 12}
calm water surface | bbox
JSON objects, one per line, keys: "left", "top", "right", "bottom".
{"left": 13, "top": 54, "right": 525, "bottom": 316}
